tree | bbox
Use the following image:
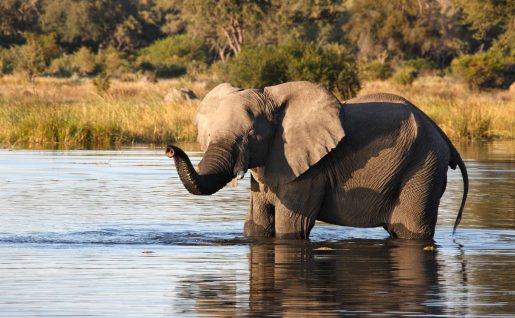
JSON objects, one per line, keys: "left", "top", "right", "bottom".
{"left": 9, "top": 32, "right": 60, "bottom": 80}
{"left": 345, "top": 0, "right": 467, "bottom": 66}
{"left": 40, "top": 0, "right": 168, "bottom": 51}
{"left": 0, "top": 0, "right": 41, "bottom": 47}
{"left": 452, "top": 0, "right": 515, "bottom": 51}
{"left": 225, "top": 41, "right": 360, "bottom": 99}
{"left": 257, "top": 0, "right": 348, "bottom": 46}
{"left": 176, "top": 0, "right": 270, "bottom": 61}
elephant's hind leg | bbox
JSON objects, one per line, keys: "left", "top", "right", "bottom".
{"left": 387, "top": 152, "right": 447, "bottom": 240}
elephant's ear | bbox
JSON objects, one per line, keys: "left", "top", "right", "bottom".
{"left": 263, "top": 81, "right": 345, "bottom": 185}
{"left": 196, "top": 83, "right": 242, "bottom": 150}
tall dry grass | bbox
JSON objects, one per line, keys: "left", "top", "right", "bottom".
{"left": 0, "top": 75, "right": 513, "bottom": 149}
{"left": 0, "top": 76, "right": 206, "bottom": 148}
{"left": 359, "top": 77, "right": 514, "bottom": 140}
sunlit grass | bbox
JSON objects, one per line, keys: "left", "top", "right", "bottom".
{"left": 0, "top": 76, "right": 201, "bottom": 148}
{"left": 0, "top": 75, "right": 513, "bottom": 149}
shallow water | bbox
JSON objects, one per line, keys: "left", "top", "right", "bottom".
{"left": 0, "top": 141, "right": 514, "bottom": 317}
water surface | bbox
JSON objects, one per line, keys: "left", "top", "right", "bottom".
{"left": 0, "top": 142, "right": 514, "bottom": 317}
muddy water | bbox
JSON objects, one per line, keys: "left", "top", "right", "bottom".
{"left": 0, "top": 142, "right": 513, "bottom": 317}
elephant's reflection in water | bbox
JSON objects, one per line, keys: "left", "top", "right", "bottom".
{"left": 177, "top": 239, "right": 444, "bottom": 317}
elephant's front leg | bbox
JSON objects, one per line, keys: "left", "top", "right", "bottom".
{"left": 274, "top": 176, "right": 326, "bottom": 239}
{"left": 274, "top": 203, "right": 317, "bottom": 239}
{"left": 244, "top": 175, "right": 275, "bottom": 238}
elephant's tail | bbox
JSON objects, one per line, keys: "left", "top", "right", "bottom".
{"left": 450, "top": 149, "right": 468, "bottom": 234}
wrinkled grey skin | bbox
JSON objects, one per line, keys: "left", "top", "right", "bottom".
{"left": 166, "top": 81, "right": 468, "bottom": 240}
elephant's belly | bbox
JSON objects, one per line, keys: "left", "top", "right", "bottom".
{"left": 318, "top": 189, "right": 391, "bottom": 227}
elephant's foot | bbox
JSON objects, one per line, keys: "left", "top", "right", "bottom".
{"left": 385, "top": 223, "right": 435, "bottom": 240}
{"left": 274, "top": 205, "right": 316, "bottom": 240}
{"left": 244, "top": 220, "right": 274, "bottom": 238}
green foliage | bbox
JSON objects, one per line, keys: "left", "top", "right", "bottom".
{"left": 7, "top": 33, "right": 60, "bottom": 80}
{"left": 404, "top": 58, "right": 437, "bottom": 73}
{"left": 0, "top": 0, "right": 41, "bottom": 47}
{"left": 0, "top": 48, "right": 15, "bottom": 74}
{"left": 137, "top": 35, "right": 208, "bottom": 77}
{"left": 1, "top": 0, "right": 514, "bottom": 90}
{"left": 225, "top": 46, "right": 288, "bottom": 88}
{"left": 73, "top": 47, "right": 97, "bottom": 75}
{"left": 98, "top": 46, "right": 132, "bottom": 78}
{"left": 451, "top": 51, "right": 514, "bottom": 90}
{"left": 391, "top": 66, "right": 419, "bottom": 86}
{"left": 452, "top": 0, "right": 515, "bottom": 48}
{"left": 345, "top": 0, "right": 467, "bottom": 65}
{"left": 47, "top": 54, "right": 74, "bottom": 77}
{"left": 39, "top": 0, "right": 167, "bottom": 51}
{"left": 175, "top": 0, "right": 269, "bottom": 61}
{"left": 358, "top": 60, "right": 393, "bottom": 81}
{"left": 225, "top": 41, "right": 360, "bottom": 99}
{"left": 282, "top": 42, "right": 360, "bottom": 99}
{"left": 48, "top": 47, "right": 98, "bottom": 77}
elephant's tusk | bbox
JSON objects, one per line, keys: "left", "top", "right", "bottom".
{"left": 236, "top": 170, "right": 245, "bottom": 180}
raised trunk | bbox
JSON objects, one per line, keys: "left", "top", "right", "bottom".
{"left": 166, "top": 143, "right": 235, "bottom": 195}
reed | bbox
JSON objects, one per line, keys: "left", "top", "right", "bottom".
{"left": 0, "top": 75, "right": 513, "bottom": 149}
{"left": 0, "top": 76, "right": 201, "bottom": 148}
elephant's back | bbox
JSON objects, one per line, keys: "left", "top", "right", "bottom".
{"left": 340, "top": 95, "right": 420, "bottom": 145}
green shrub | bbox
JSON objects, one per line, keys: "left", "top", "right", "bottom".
{"left": 73, "top": 47, "right": 97, "bottom": 75}
{"left": 391, "top": 65, "right": 419, "bottom": 86}
{"left": 283, "top": 42, "right": 361, "bottom": 99}
{"left": 98, "top": 46, "right": 133, "bottom": 78}
{"left": 225, "top": 46, "right": 288, "bottom": 88}
{"left": 404, "top": 58, "right": 437, "bottom": 73}
{"left": 0, "top": 49, "right": 15, "bottom": 75}
{"left": 358, "top": 60, "right": 393, "bottom": 81}
{"left": 48, "top": 47, "right": 99, "bottom": 77}
{"left": 48, "top": 54, "right": 75, "bottom": 77}
{"left": 8, "top": 33, "right": 61, "bottom": 81}
{"left": 225, "top": 41, "right": 360, "bottom": 99}
{"left": 138, "top": 35, "right": 209, "bottom": 78}
{"left": 451, "top": 51, "right": 513, "bottom": 90}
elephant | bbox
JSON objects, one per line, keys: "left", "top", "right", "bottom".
{"left": 166, "top": 81, "right": 468, "bottom": 240}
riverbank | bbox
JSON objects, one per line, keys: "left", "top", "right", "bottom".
{"left": 0, "top": 75, "right": 513, "bottom": 149}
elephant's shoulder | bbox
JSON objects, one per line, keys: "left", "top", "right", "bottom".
{"left": 345, "top": 93, "right": 411, "bottom": 105}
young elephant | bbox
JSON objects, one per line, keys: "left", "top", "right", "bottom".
{"left": 166, "top": 81, "right": 468, "bottom": 240}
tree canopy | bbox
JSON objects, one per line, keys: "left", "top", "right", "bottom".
{"left": 0, "top": 0, "right": 513, "bottom": 90}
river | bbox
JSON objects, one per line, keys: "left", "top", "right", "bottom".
{"left": 0, "top": 141, "right": 513, "bottom": 317}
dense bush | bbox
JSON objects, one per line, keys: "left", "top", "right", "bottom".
{"left": 358, "top": 60, "right": 393, "bottom": 81}
{"left": 451, "top": 51, "right": 514, "bottom": 90}
{"left": 225, "top": 46, "right": 288, "bottom": 88}
{"left": 391, "top": 65, "right": 419, "bottom": 86}
{"left": 99, "top": 46, "right": 133, "bottom": 79}
{"left": 225, "top": 41, "right": 360, "bottom": 99}
{"left": 4, "top": 33, "right": 61, "bottom": 80}
{"left": 404, "top": 58, "right": 437, "bottom": 74}
{"left": 0, "top": 49, "right": 15, "bottom": 75}
{"left": 137, "top": 35, "right": 209, "bottom": 78}
{"left": 48, "top": 47, "right": 98, "bottom": 77}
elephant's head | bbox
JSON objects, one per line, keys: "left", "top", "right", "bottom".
{"left": 167, "top": 81, "right": 345, "bottom": 195}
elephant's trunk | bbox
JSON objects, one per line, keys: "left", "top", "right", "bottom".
{"left": 166, "top": 143, "right": 235, "bottom": 195}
